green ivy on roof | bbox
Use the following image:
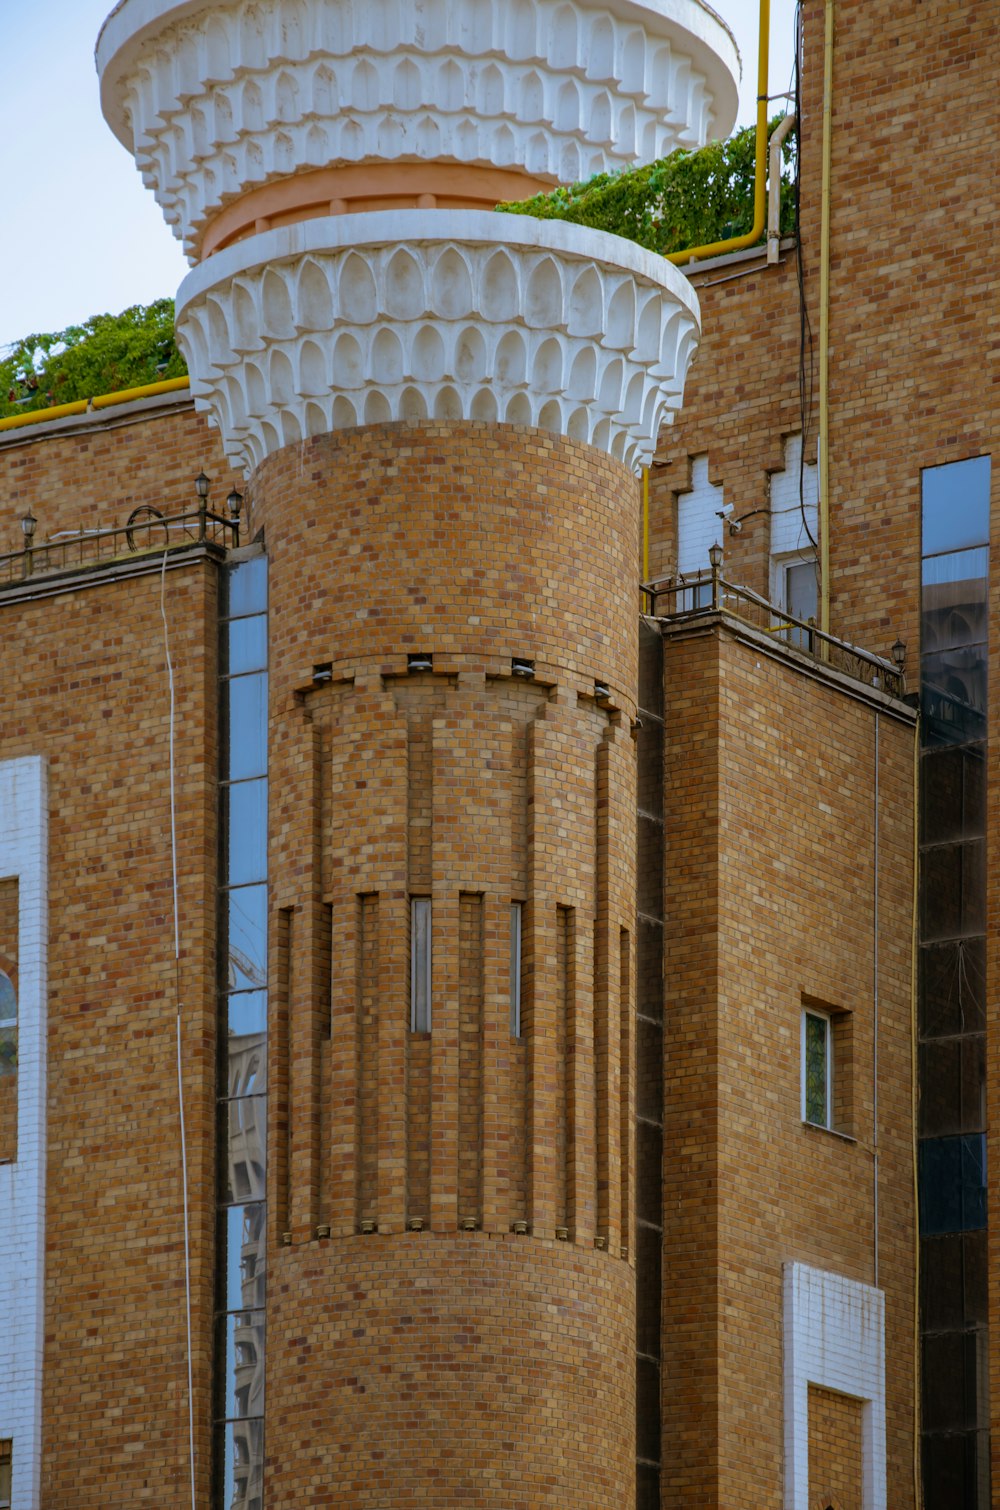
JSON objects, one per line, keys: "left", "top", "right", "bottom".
{"left": 0, "top": 299, "right": 187, "bottom": 420}
{"left": 497, "top": 120, "right": 796, "bottom": 259}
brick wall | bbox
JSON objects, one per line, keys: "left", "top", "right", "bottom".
{"left": 808, "top": 1383, "right": 864, "bottom": 1510}
{"left": 661, "top": 620, "right": 916, "bottom": 1507}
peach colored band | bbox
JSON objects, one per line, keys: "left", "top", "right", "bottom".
{"left": 198, "top": 162, "right": 554, "bottom": 260}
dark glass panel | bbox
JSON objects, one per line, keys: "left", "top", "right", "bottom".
{"left": 636, "top": 1356, "right": 660, "bottom": 1464}
{"left": 961, "top": 1135, "right": 987, "bottom": 1230}
{"left": 216, "top": 1312, "right": 266, "bottom": 1421}
{"left": 636, "top": 1461, "right": 660, "bottom": 1510}
{"left": 922, "top": 1332, "right": 967, "bottom": 1431}
{"left": 919, "top": 1039, "right": 961, "bottom": 1137}
{"left": 635, "top": 1221, "right": 662, "bottom": 1360}
{"left": 964, "top": 1229, "right": 989, "bottom": 1327}
{"left": 963, "top": 746, "right": 986, "bottom": 836}
{"left": 227, "top": 615, "right": 267, "bottom": 676}
{"left": 224, "top": 779, "right": 268, "bottom": 887}
{"left": 921, "top": 645, "right": 987, "bottom": 747}
{"left": 219, "top": 1203, "right": 267, "bottom": 1312}
{"left": 920, "top": 842, "right": 985, "bottom": 942}
{"left": 921, "top": 456, "right": 991, "bottom": 556}
{"left": 921, "top": 1234, "right": 964, "bottom": 1333}
{"left": 637, "top": 726, "right": 664, "bottom": 823}
{"left": 636, "top": 1120, "right": 663, "bottom": 1227}
{"left": 227, "top": 674, "right": 268, "bottom": 781}
{"left": 227, "top": 555, "right": 268, "bottom": 617}
{"left": 637, "top": 917, "right": 663, "bottom": 1022}
{"left": 921, "top": 746, "right": 964, "bottom": 845}
{"left": 637, "top": 813, "right": 664, "bottom": 919}
{"left": 219, "top": 1096, "right": 267, "bottom": 1205}
{"left": 922, "top": 1432, "right": 966, "bottom": 1508}
{"left": 226, "top": 885, "right": 267, "bottom": 993}
{"left": 920, "top": 940, "right": 985, "bottom": 1038}
{"left": 637, "top": 619, "right": 664, "bottom": 719}
{"left": 637, "top": 1016, "right": 663, "bottom": 1124}
{"left": 961, "top": 1035, "right": 986, "bottom": 1132}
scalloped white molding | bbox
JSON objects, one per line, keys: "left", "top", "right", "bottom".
{"left": 97, "top": 0, "right": 739, "bottom": 260}
{"left": 175, "top": 210, "right": 701, "bottom": 476}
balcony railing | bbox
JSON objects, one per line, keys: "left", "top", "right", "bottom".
{"left": 0, "top": 504, "right": 238, "bottom": 589}
{"left": 643, "top": 568, "right": 906, "bottom": 700}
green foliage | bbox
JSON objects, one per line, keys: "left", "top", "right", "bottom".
{"left": 497, "top": 119, "right": 796, "bottom": 258}
{"left": 0, "top": 299, "right": 187, "bottom": 419}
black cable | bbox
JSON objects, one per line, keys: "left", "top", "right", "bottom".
{"left": 793, "top": 0, "right": 818, "bottom": 554}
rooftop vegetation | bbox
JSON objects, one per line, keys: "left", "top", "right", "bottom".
{"left": 497, "top": 120, "right": 796, "bottom": 258}
{"left": 0, "top": 299, "right": 187, "bottom": 420}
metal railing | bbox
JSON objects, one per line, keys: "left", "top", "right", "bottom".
{"left": 0, "top": 503, "right": 238, "bottom": 588}
{"left": 643, "top": 566, "right": 906, "bottom": 700}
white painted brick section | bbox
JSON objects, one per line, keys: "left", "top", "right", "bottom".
{"left": 677, "top": 454, "right": 725, "bottom": 575}
{"left": 783, "top": 1261, "right": 886, "bottom": 1510}
{"left": 0, "top": 757, "right": 48, "bottom": 1510}
{"left": 770, "top": 432, "right": 819, "bottom": 558}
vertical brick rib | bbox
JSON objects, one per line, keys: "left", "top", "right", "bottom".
{"left": 327, "top": 884, "right": 360, "bottom": 1236}
{"left": 527, "top": 716, "right": 558, "bottom": 1240}
{"left": 458, "top": 892, "right": 484, "bottom": 1225}
{"left": 272, "top": 904, "right": 293, "bottom": 1237}
{"left": 481, "top": 891, "right": 512, "bottom": 1231}
{"left": 355, "top": 893, "right": 379, "bottom": 1229}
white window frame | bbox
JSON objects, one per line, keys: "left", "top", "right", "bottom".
{"left": 510, "top": 902, "right": 523, "bottom": 1037}
{"left": 410, "top": 897, "right": 432, "bottom": 1032}
{"left": 801, "top": 1008, "right": 832, "bottom": 1129}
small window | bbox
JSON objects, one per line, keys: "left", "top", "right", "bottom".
{"left": 802, "top": 1008, "right": 832, "bottom": 1127}
{"left": 0, "top": 1440, "right": 11, "bottom": 1510}
{"left": 510, "top": 903, "right": 523, "bottom": 1037}
{"left": 0, "top": 970, "right": 16, "bottom": 1078}
{"left": 410, "top": 898, "right": 431, "bottom": 1032}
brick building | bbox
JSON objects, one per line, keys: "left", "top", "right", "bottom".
{"left": 0, "top": 0, "right": 991, "bottom": 1506}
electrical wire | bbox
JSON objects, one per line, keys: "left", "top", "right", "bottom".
{"left": 160, "top": 547, "right": 198, "bottom": 1510}
{"left": 793, "top": 0, "right": 818, "bottom": 555}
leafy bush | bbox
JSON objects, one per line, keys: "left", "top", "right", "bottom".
{"left": 497, "top": 120, "right": 795, "bottom": 258}
{"left": 0, "top": 299, "right": 187, "bottom": 419}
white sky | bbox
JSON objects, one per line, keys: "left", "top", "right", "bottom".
{"left": 0, "top": 0, "right": 797, "bottom": 348}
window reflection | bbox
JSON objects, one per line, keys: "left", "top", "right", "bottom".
{"left": 217, "top": 1419, "right": 265, "bottom": 1510}
{"left": 221, "top": 1203, "right": 267, "bottom": 1312}
{"left": 225, "top": 781, "right": 268, "bottom": 887}
{"left": 0, "top": 970, "right": 15, "bottom": 1077}
{"left": 922, "top": 455, "right": 991, "bottom": 556}
{"left": 227, "top": 555, "right": 268, "bottom": 617}
{"left": 228, "top": 616, "right": 267, "bottom": 675}
{"left": 220, "top": 1096, "right": 267, "bottom": 1204}
{"left": 227, "top": 886, "right": 267, "bottom": 992}
{"left": 227, "top": 676, "right": 267, "bottom": 782}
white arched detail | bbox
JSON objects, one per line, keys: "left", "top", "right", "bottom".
{"left": 174, "top": 209, "right": 701, "bottom": 476}
{"left": 97, "top": 0, "right": 738, "bottom": 259}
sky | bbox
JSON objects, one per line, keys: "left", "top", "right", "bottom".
{"left": 0, "top": 0, "right": 797, "bottom": 349}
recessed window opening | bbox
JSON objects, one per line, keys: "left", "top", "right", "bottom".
{"left": 0, "top": 1440, "right": 11, "bottom": 1510}
{"left": 510, "top": 902, "right": 523, "bottom": 1037}
{"left": 0, "top": 969, "right": 16, "bottom": 1077}
{"left": 410, "top": 897, "right": 432, "bottom": 1032}
{"left": 802, "top": 1008, "right": 832, "bottom": 1128}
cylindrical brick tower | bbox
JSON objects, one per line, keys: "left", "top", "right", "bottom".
{"left": 97, "top": 1, "right": 737, "bottom": 1503}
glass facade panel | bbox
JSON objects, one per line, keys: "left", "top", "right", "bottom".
{"left": 228, "top": 555, "right": 268, "bottom": 617}
{"left": 215, "top": 1420, "right": 265, "bottom": 1510}
{"left": 227, "top": 885, "right": 267, "bottom": 993}
{"left": 217, "top": 1311, "right": 266, "bottom": 1420}
{"left": 220, "top": 1203, "right": 267, "bottom": 1312}
{"left": 217, "top": 559, "right": 268, "bottom": 1509}
{"left": 225, "top": 781, "right": 268, "bottom": 887}
{"left": 919, "top": 1136, "right": 987, "bottom": 1236}
{"left": 921, "top": 456, "right": 991, "bottom": 557}
{"left": 920, "top": 939, "right": 986, "bottom": 1038}
{"left": 227, "top": 675, "right": 268, "bottom": 781}
{"left": 220, "top": 1096, "right": 267, "bottom": 1205}
{"left": 228, "top": 615, "right": 268, "bottom": 675}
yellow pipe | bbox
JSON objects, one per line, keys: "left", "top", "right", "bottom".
{"left": 818, "top": 0, "right": 834, "bottom": 635}
{"left": 667, "top": 0, "right": 770, "bottom": 267}
{"left": 91, "top": 375, "right": 190, "bottom": 409}
{"left": 0, "top": 400, "right": 89, "bottom": 433}
{"left": 0, "top": 375, "right": 191, "bottom": 435}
